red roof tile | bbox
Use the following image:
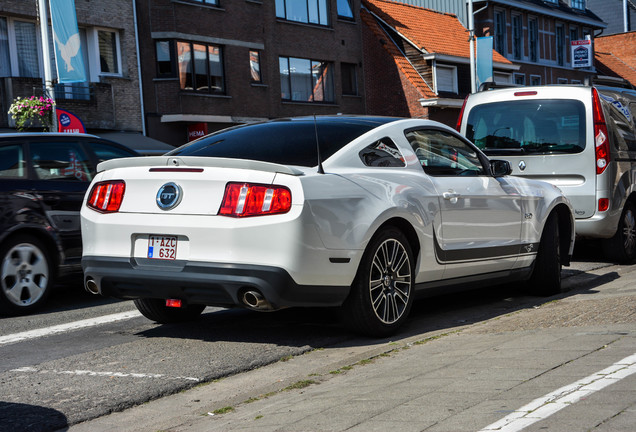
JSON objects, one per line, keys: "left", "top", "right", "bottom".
{"left": 363, "top": 0, "right": 510, "bottom": 64}
{"left": 594, "top": 32, "right": 636, "bottom": 87}
{"left": 361, "top": 8, "right": 437, "bottom": 99}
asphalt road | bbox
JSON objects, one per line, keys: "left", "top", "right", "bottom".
{"left": 0, "top": 243, "right": 629, "bottom": 431}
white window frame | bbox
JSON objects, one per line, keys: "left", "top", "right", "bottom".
{"left": 514, "top": 73, "right": 526, "bottom": 85}
{"left": 494, "top": 72, "right": 512, "bottom": 84}
{"left": 570, "top": 0, "right": 585, "bottom": 10}
{"left": 86, "top": 27, "right": 122, "bottom": 81}
{"left": 528, "top": 16, "right": 538, "bottom": 62}
{"left": 433, "top": 63, "right": 458, "bottom": 94}
{"left": 4, "top": 17, "right": 44, "bottom": 78}
{"left": 494, "top": 9, "right": 507, "bottom": 56}
{"left": 530, "top": 74, "right": 542, "bottom": 86}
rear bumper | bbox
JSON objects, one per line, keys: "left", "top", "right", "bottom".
{"left": 82, "top": 256, "right": 350, "bottom": 309}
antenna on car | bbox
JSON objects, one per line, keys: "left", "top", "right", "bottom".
{"left": 314, "top": 114, "right": 325, "bottom": 174}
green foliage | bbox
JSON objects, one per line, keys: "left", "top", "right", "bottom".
{"left": 8, "top": 96, "right": 55, "bottom": 131}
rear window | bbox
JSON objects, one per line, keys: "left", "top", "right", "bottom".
{"left": 168, "top": 118, "right": 397, "bottom": 167}
{"left": 465, "top": 99, "right": 586, "bottom": 156}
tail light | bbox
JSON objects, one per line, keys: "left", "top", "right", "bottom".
{"left": 455, "top": 95, "right": 469, "bottom": 132}
{"left": 592, "top": 88, "right": 610, "bottom": 175}
{"left": 219, "top": 182, "right": 292, "bottom": 217}
{"left": 87, "top": 180, "right": 126, "bottom": 213}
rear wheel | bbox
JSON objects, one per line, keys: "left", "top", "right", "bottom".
{"left": 134, "top": 298, "right": 205, "bottom": 323}
{"left": 340, "top": 227, "right": 414, "bottom": 337}
{"left": 0, "top": 235, "right": 53, "bottom": 315}
{"left": 527, "top": 214, "right": 561, "bottom": 296}
{"left": 602, "top": 201, "right": 636, "bottom": 264}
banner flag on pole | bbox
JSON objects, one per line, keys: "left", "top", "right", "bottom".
{"left": 476, "top": 36, "right": 493, "bottom": 89}
{"left": 49, "top": 0, "right": 86, "bottom": 83}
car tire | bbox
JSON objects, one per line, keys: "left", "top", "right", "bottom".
{"left": 0, "top": 235, "right": 53, "bottom": 315}
{"left": 340, "top": 227, "right": 414, "bottom": 337}
{"left": 527, "top": 214, "right": 561, "bottom": 296}
{"left": 134, "top": 298, "right": 205, "bottom": 323}
{"left": 602, "top": 201, "right": 636, "bottom": 264}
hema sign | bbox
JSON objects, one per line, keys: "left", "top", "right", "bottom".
{"left": 571, "top": 39, "right": 592, "bottom": 68}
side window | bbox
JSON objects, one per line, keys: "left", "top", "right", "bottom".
{"left": 89, "top": 141, "right": 137, "bottom": 164}
{"left": 405, "top": 129, "right": 486, "bottom": 176}
{"left": 30, "top": 141, "right": 93, "bottom": 182}
{"left": 359, "top": 137, "right": 405, "bottom": 167}
{"left": 0, "top": 144, "right": 26, "bottom": 178}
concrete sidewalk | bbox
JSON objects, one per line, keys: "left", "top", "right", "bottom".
{"left": 68, "top": 264, "right": 636, "bottom": 432}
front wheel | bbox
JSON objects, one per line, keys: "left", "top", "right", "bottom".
{"left": 602, "top": 201, "right": 636, "bottom": 264}
{"left": 0, "top": 235, "right": 53, "bottom": 315}
{"left": 134, "top": 298, "right": 205, "bottom": 323}
{"left": 527, "top": 214, "right": 561, "bottom": 296}
{"left": 340, "top": 227, "right": 414, "bottom": 337}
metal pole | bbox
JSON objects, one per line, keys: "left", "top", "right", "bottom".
{"left": 468, "top": 0, "right": 476, "bottom": 94}
{"left": 625, "top": 0, "right": 629, "bottom": 33}
{"left": 37, "top": 0, "right": 57, "bottom": 131}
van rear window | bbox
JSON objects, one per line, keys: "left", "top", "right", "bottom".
{"left": 465, "top": 99, "right": 586, "bottom": 155}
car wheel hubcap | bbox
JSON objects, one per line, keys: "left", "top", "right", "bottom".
{"left": 1, "top": 243, "right": 49, "bottom": 307}
{"left": 623, "top": 209, "right": 636, "bottom": 255}
{"left": 369, "top": 239, "right": 411, "bottom": 325}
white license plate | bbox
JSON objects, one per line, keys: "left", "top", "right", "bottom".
{"left": 147, "top": 235, "right": 178, "bottom": 260}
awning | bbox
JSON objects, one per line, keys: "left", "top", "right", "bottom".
{"left": 96, "top": 132, "right": 175, "bottom": 156}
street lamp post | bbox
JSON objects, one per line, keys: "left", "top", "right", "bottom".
{"left": 37, "top": 0, "right": 57, "bottom": 132}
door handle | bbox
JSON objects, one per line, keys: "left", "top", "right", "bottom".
{"left": 442, "top": 191, "right": 461, "bottom": 200}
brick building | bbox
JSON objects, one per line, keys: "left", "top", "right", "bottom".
{"left": 594, "top": 31, "right": 636, "bottom": 87}
{"left": 136, "top": 0, "right": 366, "bottom": 145}
{"left": 387, "top": 0, "right": 607, "bottom": 87}
{"left": 0, "top": 0, "right": 143, "bottom": 134}
{"left": 361, "top": 0, "right": 515, "bottom": 124}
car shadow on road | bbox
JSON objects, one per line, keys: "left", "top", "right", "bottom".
{"left": 0, "top": 401, "right": 68, "bottom": 432}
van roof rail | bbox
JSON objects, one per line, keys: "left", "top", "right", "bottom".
{"left": 585, "top": 75, "right": 635, "bottom": 90}
{"left": 478, "top": 81, "right": 521, "bottom": 92}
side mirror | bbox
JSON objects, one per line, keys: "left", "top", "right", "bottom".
{"left": 490, "top": 159, "right": 512, "bottom": 177}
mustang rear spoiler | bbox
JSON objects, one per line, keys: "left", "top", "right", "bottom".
{"left": 96, "top": 156, "right": 305, "bottom": 176}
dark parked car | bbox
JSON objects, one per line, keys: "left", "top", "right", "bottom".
{"left": 0, "top": 133, "right": 140, "bottom": 315}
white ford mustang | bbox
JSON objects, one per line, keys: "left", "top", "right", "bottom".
{"left": 81, "top": 116, "right": 574, "bottom": 336}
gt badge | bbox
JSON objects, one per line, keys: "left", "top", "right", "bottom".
{"left": 156, "top": 182, "right": 182, "bottom": 210}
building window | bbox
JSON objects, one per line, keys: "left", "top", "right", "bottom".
{"left": 337, "top": 0, "right": 354, "bottom": 20}
{"left": 189, "top": 0, "right": 219, "bottom": 4}
{"left": 98, "top": 30, "right": 120, "bottom": 74}
{"left": 15, "top": 21, "right": 40, "bottom": 78}
{"left": 569, "top": 27, "right": 579, "bottom": 43}
{"left": 156, "top": 40, "right": 176, "bottom": 78}
{"left": 435, "top": 64, "right": 457, "bottom": 93}
{"left": 556, "top": 25, "right": 565, "bottom": 66}
{"left": 570, "top": 0, "right": 585, "bottom": 10}
{"left": 0, "top": 18, "right": 10, "bottom": 77}
{"left": 512, "top": 15, "right": 522, "bottom": 60}
{"left": 514, "top": 73, "right": 526, "bottom": 85}
{"left": 494, "top": 10, "right": 506, "bottom": 55}
{"left": 341, "top": 62, "right": 357, "bottom": 95}
{"left": 279, "top": 56, "right": 334, "bottom": 102}
{"left": 177, "top": 41, "right": 225, "bottom": 94}
{"left": 558, "top": 78, "right": 568, "bottom": 84}
{"left": 530, "top": 75, "right": 541, "bottom": 86}
{"left": 494, "top": 72, "right": 512, "bottom": 84}
{"left": 250, "top": 50, "right": 262, "bottom": 83}
{"left": 528, "top": 18, "right": 538, "bottom": 62}
{"left": 544, "top": 0, "right": 557, "bottom": 3}
{"left": 276, "top": 0, "right": 329, "bottom": 26}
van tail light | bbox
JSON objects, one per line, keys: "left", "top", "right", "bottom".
{"left": 219, "top": 183, "right": 292, "bottom": 217}
{"left": 87, "top": 180, "right": 126, "bottom": 213}
{"left": 598, "top": 198, "right": 609, "bottom": 212}
{"left": 455, "top": 95, "right": 469, "bottom": 132}
{"left": 592, "top": 88, "right": 610, "bottom": 175}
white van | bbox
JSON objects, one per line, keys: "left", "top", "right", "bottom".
{"left": 457, "top": 83, "right": 636, "bottom": 263}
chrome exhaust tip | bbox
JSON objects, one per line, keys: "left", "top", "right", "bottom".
{"left": 242, "top": 290, "right": 272, "bottom": 310}
{"left": 85, "top": 278, "right": 99, "bottom": 295}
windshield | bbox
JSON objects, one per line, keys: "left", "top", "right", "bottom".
{"left": 168, "top": 117, "right": 398, "bottom": 167}
{"left": 465, "top": 99, "right": 586, "bottom": 156}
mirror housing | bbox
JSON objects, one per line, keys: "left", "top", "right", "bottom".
{"left": 490, "top": 159, "right": 512, "bottom": 177}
